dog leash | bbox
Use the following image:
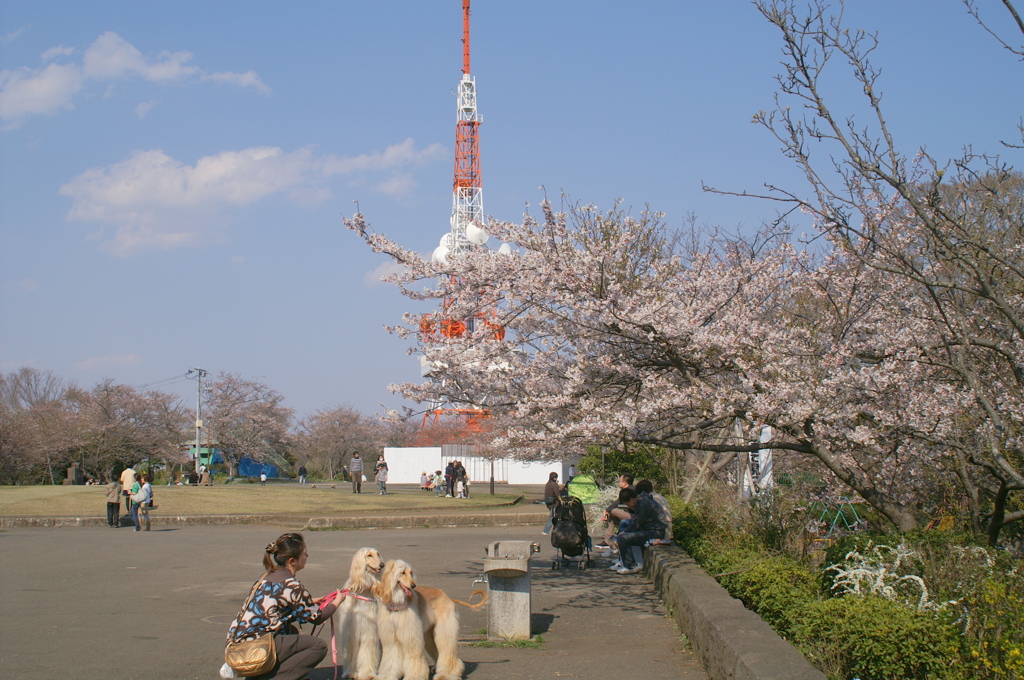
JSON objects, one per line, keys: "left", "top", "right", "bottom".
{"left": 328, "top": 613, "right": 338, "bottom": 680}
{"left": 339, "top": 588, "right": 376, "bottom": 602}
{"left": 319, "top": 588, "right": 376, "bottom": 680}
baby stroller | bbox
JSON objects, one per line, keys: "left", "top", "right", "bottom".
{"left": 550, "top": 496, "right": 596, "bottom": 570}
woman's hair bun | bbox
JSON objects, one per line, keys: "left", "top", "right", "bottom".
{"left": 265, "top": 542, "right": 279, "bottom": 555}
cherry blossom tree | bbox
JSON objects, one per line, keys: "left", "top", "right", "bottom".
{"left": 0, "top": 368, "right": 82, "bottom": 484}
{"left": 67, "top": 379, "right": 190, "bottom": 480}
{"left": 295, "top": 405, "right": 384, "bottom": 480}
{"left": 707, "top": 0, "right": 1024, "bottom": 544}
{"left": 205, "top": 372, "right": 293, "bottom": 477}
{"left": 347, "top": 1, "right": 1024, "bottom": 544}
{"left": 349, "top": 203, "right": 967, "bottom": 532}
{"left": 0, "top": 369, "right": 189, "bottom": 483}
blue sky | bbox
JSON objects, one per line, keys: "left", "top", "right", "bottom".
{"left": 1, "top": 1, "right": 1021, "bottom": 420}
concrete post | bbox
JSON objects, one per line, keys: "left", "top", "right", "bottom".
{"left": 483, "top": 540, "right": 538, "bottom": 640}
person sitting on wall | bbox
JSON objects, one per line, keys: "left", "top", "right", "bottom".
{"left": 609, "top": 480, "right": 670, "bottom": 575}
{"left": 595, "top": 473, "right": 635, "bottom": 551}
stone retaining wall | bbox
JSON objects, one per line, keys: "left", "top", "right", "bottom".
{"left": 0, "top": 512, "right": 546, "bottom": 530}
{"left": 646, "top": 544, "right": 826, "bottom": 680}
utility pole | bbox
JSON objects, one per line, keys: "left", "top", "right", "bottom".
{"left": 187, "top": 368, "right": 208, "bottom": 475}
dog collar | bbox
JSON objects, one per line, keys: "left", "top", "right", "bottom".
{"left": 385, "top": 601, "right": 409, "bottom": 611}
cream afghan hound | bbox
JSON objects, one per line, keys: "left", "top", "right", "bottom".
{"left": 338, "top": 547, "right": 385, "bottom": 680}
{"left": 372, "top": 559, "right": 487, "bottom": 680}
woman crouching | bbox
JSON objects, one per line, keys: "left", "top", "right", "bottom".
{"left": 226, "top": 532, "right": 345, "bottom": 680}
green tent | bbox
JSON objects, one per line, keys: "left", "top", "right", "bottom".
{"left": 566, "top": 473, "right": 601, "bottom": 504}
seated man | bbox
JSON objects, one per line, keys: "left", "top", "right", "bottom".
{"left": 617, "top": 480, "right": 674, "bottom": 540}
{"left": 611, "top": 480, "right": 671, "bottom": 575}
{"left": 596, "top": 473, "right": 635, "bottom": 550}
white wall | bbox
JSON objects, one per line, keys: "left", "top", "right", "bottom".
{"left": 381, "top": 447, "right": 567, "bottom": 485}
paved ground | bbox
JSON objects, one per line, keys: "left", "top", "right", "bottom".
{"left": 1, "top": 524, "right": 705, "bottom": 680}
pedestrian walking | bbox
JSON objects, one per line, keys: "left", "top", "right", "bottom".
{"left": 297, "top": 465, "right": 307, "bottom": 485}
{"left": 349, "top": 453, "right": 363, "bottom": 494}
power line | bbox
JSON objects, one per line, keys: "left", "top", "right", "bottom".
{"left": 138, "top": 373, "right": 193, "bottom": 390}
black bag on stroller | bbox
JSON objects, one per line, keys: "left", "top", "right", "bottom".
{"left": 549, "top": 496, "right": 595, "bottom": 570}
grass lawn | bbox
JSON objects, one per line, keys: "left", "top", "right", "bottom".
{"left": 0, "top": 483, "right": 545, "bottom": 518}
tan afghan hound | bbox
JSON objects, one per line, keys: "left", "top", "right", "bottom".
{"left": 338, "top": 547, "right": 385, "bottom": 680}
{"left": 372, "top": 559, "right": 487, "bottom": 680}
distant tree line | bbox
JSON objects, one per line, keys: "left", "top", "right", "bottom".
{"left": 0, "top": 367, "right": 413, "bottom": 484}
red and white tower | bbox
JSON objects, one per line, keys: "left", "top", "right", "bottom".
{"left": 419, "top": 0, "right": 500, "bottom": 436}
{"left": 434, "top": 0, "right": 487, "bottom": 264}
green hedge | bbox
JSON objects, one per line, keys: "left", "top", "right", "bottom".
{"left": 792, "top": 596, "right": 963, "bottom": 680}
{"left": 713, "top": 550, "right": 819, "bottom": 635}
{"left": 666, "top": 495, "right": 1007, "bottom": 679}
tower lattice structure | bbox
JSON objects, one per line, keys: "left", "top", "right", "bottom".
{"left": 419, "top": 0, "right": 499, "bottom": 436}
{"left": 449, "top": 0, "right": 482, "bottom": 258}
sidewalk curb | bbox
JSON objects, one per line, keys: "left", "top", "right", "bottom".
{"left": 646, "top": 544, "right": 826, "bottom": 680}
{"left": 0, "top": 511, "right": 547, "bottom": 530}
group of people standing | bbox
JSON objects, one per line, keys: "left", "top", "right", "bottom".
{"left": 104, "top": 465, "right": 154, "bottom": 531}
{"left": 442, "top": 460, "right": 470, "bottom": 498}
{"left": 296, "top": 455, "right": 475, "bottom": 497}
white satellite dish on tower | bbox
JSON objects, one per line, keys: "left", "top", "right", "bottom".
{"left": 465, "top": 222, "right": 489, "bottom": 245}
{"left": 497, "top": 242, "right": 512, "bottom": 255}
{"left": 432, "top": 245, "right": 449, "bottom": 265}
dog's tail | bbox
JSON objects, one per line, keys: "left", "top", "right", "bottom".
{"left": 451, "top": 590, "right": 488, "bottom": 611}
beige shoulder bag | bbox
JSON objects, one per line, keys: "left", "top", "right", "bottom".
{"left": 224, "top": 573, "right": 277, "bottom": 677}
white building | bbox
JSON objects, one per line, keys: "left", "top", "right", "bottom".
{"left": 379, "top": 446, "right": 570, "bottom": 485}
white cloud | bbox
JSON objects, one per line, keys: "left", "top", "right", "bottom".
{"left": 202, "top": 70, "right": 270, "bottom": 94}
{"left": 61, "top": 139, "right": 447, "bottom": 256}
{"left": 230, "top": 255, "right": 245, "bottom": 265}
{"left": 82, "top": 32, "right": 198, "bottom": 81}
{"left": 75, "top": 353, "right": 143, "bottom": 371}
{"left": 135, "top": 100, "right": 157, "bottom": 118}
{"left": 1, "top": 31, "right": 269, "bottom": 127}
{"left": 376, "top": 173, "right": 416, "bottom": 195}
{"left": 322, "top": 138, "right": 446, "bottom": 174}
{"left": 1, "top": 29, "right": 23, "bottom": 44}
{"left": 0, "top": 63, "right": 83, "bottom": 123}
{"left": 363, "top": 260, "right": 408, "bottom": 287}
{"left": 41, "top": 46, "right": 75, "bottom": 60}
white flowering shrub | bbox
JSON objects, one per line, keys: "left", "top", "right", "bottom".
{"left": 827, "top": 541, "right": 996, "bottom": 613}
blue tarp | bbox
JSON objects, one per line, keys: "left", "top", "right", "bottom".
{"left": 238, "top": 457, "right": 279, "bottom": 479}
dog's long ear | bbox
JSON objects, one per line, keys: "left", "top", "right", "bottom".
{"left": 370, "top": 548, "right": 382, "bottom": 577}
{"left": 372, "top": 560, "right": 396, "bottom": 602}
{"left": 349, "top": 547, "right": 369, "bottom": 587}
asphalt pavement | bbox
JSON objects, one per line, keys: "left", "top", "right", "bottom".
{"left": 1, "top": 524, "right": 705, "bottom": 680}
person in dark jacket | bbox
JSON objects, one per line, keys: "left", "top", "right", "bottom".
{"left": 611, "top": 480, "right": 670, "bottom": 575}
{"left": 544, "top": 472, "right": 561, "bottom": 508}
{"left": 444, "top": 461, "right": 456, "bottom": 497}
